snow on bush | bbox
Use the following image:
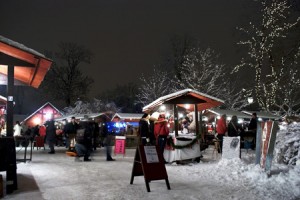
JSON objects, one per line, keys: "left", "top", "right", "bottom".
{"left": 274, "top": 122, "right": 300, "bottom": 165}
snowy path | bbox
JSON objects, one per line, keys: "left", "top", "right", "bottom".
{"left": 2, "top": 146, "right": 300, "bottom": 200}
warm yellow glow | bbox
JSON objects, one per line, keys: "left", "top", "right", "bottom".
{"left": 45, "top": 112, "right": 53, "bottom": 120}
{"left": 33, "top": 117, "right": 41, "bottom": 125}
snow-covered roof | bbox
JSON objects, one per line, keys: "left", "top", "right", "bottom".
{"left": 54, "top": 113, "right": 108, "bottom": 121}
{"left": 207, "top": 109, "right": 252, "bottom": 119}
{"left": 0, "top": 95, "right": 7, "bottom": 103}
{"left": 242, "top": 111, "right": 280, "bottom": 120}
{"left": 143, "top": 89, "right": 224, "bottom": 113}
{"left": 0, "top": 35, "right": 53, "bottom": 88}
{"left": 111, "top": 113, "right": 143, "bottom": 120}
{"left": 0, "top": 35, "right": 45, "bottom": 58}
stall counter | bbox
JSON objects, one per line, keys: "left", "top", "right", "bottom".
{"left": 164, "top": 133, "right": 201, "bottom": 163}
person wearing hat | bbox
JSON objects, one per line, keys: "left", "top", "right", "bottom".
{"left": 216, "top": 114, "right": 227, "bottom": 153}
{"left": 154, "top": 113, "right": 169, "bottom": 156}
{"left": 149, "top": 112, "right": 159, "bottom": 145}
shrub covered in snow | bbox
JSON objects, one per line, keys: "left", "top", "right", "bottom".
{"left": 274, "top": 122, "right": 300, "bottom": 165}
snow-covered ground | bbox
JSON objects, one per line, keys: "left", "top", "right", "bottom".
{"left": 2, "top": 123, "right": 300, "bottom": 200}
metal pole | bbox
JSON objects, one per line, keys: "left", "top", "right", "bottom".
{"left": 174, "top": 104, "right": 178, "bottom": 137}
{"left": 194, "top": 104, "right": 199, "bottom": 136}
{"left": 6, "top": 64, "right": 14, "bottom": 137}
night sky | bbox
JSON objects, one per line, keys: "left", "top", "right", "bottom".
{"left": 0, "top": 0, "right": 259, "bottom": 98}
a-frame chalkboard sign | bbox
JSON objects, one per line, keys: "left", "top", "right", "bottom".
{"left": 130, "top": 145, "right": 171, "bottom": 192}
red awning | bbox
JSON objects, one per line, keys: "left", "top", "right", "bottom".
{"left": 142, "top": 89, "right": 224, "bottom": 113}
{"left": 0, "top": 36, "right": 52, "bottom": 88}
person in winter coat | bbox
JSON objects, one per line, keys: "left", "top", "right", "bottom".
{"left": 154, "top": 113, "right": 169, "bottom": 156}
{"left": 45, "top": 120, "right": 56, "bottom": 154}
{"left": 100, "top": 117, "right": 115, "bottom": 161}
{"left": 138, "top": 113, "right": 150, "bottom": 145}
{"left": 75, "top": 122, "right": 93, "bottom": 161}
{"left": 248, "top": 113, "right": 257, "bottom": 133}
{"left": 13, "top": 121, "right": 22, "bottom": 137}
{"left": 63, "top": 117, "right": 79, "bottom": 151}
{"left": 149, "top": 112, "right": 159, "bottom": 145}
{"left": 228, "top": 115, "right": 242, "bottom": 137}
{"left": 216, "top": 114, "right": 227, "bottom": 153}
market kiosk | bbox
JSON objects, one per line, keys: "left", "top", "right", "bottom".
{"left": 143, "top": 89, "right": 224, "bottom": 163}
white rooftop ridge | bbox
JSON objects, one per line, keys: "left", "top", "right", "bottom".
{"left": 143, "top": 88, "right": 225, "bottom": 111}
{"left": 0, "top": 34, "right": 46, "bottom": 58}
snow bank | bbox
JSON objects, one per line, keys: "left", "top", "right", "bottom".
{"left": 274, "top": 122, "right": 300, "bottom": 165}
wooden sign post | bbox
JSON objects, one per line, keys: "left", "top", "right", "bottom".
{"left": 130, "top": 145, "right": 171, "bottom": 192}
{"left": 260, "top": 121, "right": 279, "bottom": 174}
{"left": 114, "top": 136, "right": 126, "bottom": 156}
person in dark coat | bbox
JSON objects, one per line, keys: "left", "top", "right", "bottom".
{"left": 75, "top": 122, "right": 93, "bottom": 161}
{"left": 247, "top": 112, "right": 258, "bottom": 150}
{"left": 63, "top": 117, "right": 79, "bottom": 151}
{"left": 90, "top": 121, "right": 100, "bottom": 150}
{"left": 100, "top": 117, "right": 115, "bottom": 161}
{"left": 228, "top": 115, "right": 242, "bottom": 137}
{"left": 149, "top": 112, "right": 159, "bottom": 145}
{"left": 248, "top": 113, "right": 258, "bottom": 133}
{"left": 138, "top": 113, "right": 150, "bottom": 145}
{"left": 45, "top": 120, "right": 56, "bottom": 154}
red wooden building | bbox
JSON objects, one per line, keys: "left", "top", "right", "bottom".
{"left": 22, "top": 102, "right": 63, "bottom": 127}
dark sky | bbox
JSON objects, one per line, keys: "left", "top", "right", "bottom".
{"left": 0, "top": 0, "right": 257, "bottom": 98}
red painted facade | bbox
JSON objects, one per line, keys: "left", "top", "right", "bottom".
{"left": 23, "top": 103, "right": 62, "bottom": 127}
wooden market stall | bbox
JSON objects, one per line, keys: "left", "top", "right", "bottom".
{"left": 143, "top": 89, "right": 224, "bottom": 136}
{"left": 0, "top": 35, "right": 52, "bottom": 194}
{"left": 142, "top": 89, "right": 224, "bottom": 163}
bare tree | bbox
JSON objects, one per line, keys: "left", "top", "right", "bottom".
{"left": 63, "top": 98, "right": 120, "bottom": 115}
{"left": 175, "top": 47, "right": 225, "bottom": 94}
{"left": 233, "top": 0, "right": 300, "bottom": 112}
{"left": 97, "top": 82, "right": 139, "bottom": 113}
{"left": 168, "top": 34, "right": 197, "bottom": 81}
{"left": 274, "top": 47, "right": 300, "bottom": 115}
{"left": 41, "top": 42, "right": 94, "bottom": 106}
{"left": 136, "top": 66, "right": 172, "bottom": 106}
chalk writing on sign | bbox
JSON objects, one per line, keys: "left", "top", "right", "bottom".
{"left": 144, "top": 146, "right": 159, "bottom": 163}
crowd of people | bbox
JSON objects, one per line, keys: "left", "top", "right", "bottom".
{"left": 138, "top": 112, "right": 170, "bottom": 162}
{"left": 12, "top": 116, "right": 115, "bottom": 162}
{"left": 216, "top": 112, "right": 258, "bottom": 153}
{"left": 11, "top": 111, "right": 259, "bottom": 163}
{"left": 137, "top": 111, "right": 258, "bottom": 157}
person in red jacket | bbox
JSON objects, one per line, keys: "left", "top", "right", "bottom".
{"left": 154, "top": 113, "right": 169, "bottom": 156}
{"left": 216, "top": 114, "right": 227, "bottom": 153}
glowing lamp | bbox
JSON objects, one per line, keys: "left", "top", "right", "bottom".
{"left": 179, "top": 113, "right": 183, "bottom": 118}
{"left": 184, "top": 104, "right": 190, "bottom": 109}
{"left": 160, "top": 105, "right": 166, "bottom": 111}
{"left": 45, "top": 112, "right": 53, "bottom": 120}
{"left": 227, "top": 116, "right": 231, "bottom": 121}
{"left": 33, "top": 117, "right": 41, "bottom": 125}
{"left": 258, "top": 117, "right": 263, "bottom": 122}
{"left": 248, "top": 97, "right": 254, "bottom": 104}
